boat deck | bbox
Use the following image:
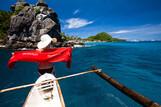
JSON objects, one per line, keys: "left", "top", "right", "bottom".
{"left": 23, "top": 73, "right": 65, "bottom": 107}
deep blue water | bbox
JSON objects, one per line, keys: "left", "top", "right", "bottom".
{"left": 0, "top": 42, "right": 161, "bottom": 107}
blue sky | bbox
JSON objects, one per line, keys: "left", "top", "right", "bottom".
{"left": 1, "top": 0, "right": 161, "bottom": 40}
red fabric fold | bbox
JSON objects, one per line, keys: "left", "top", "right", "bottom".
{"left": 8, "top": 47, "right": 72, "bottom": 69}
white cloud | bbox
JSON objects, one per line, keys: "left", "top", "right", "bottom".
{"left": 64, "top": 18, "right": 94, "bottom": 29}
{"left": 110, "top": 30, "right": 135, "bottom": 34}
{"left": 109, "top": 24, "right": 161, "bottom": 40}
{"left": 110, "top": 24, "right": 161, "bottom": 35}
{"left": 73, "top": 9, "right": 80, "bottom": 15}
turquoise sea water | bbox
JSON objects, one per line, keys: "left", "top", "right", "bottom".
{"left": 0, "top": 42, "right": 161, "bottom": 107}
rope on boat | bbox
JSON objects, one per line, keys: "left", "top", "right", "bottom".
{"left": 94, "top": 69, "right": 161, "bottom": 107}
{"left": 0, "top": 69, "right": 99, "bottom": 93}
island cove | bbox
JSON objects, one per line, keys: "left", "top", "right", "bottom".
{"left": 0, "top": 9, "right": 125, "bottom": 49}
{"left": 0, "top": 9, "right": 159, "bottom": 49}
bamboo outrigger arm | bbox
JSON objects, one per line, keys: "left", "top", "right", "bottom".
{"left": 0, "top": 69, "right": 99, "bottom": 93}
{"left": 94, "top": 69, "right": 161, "bottom": 107}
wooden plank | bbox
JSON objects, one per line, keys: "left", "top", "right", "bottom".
{"left": 56, "top": 81, "right": 65, "bottom": 107}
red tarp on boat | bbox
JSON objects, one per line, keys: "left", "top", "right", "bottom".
{"left": 8, "top": 48, "right": 72, "bottom": 69}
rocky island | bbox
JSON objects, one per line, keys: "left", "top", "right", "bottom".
{"left": 7, "top": 0, "right": 62, "bottom": 49}
{"left": 0, "top": 0, "right": 65, "bottom": 49}
{"left": 0, "top": 0, "right": 125, "bottom": 49}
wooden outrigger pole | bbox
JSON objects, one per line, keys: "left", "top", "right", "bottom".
{"left": 94, "top": 69, "right": 161, "bottom": 107}
{"left": 0, "top": 69, "right": 99, "bottom": 93}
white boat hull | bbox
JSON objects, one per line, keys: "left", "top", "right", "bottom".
{"left": 23, "top": 73, "right": 65, "bottom": 107}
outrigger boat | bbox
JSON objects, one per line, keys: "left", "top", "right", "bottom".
{"left": 1, "top": 47, "right": 160, "bottom": 107}
{"left": 23, "top": 73, "right": 65, "bottom": 107}
{"left": 6, "top": 48, "right": 71, "bottom": 107}
{"left": 0, "top": 69, "right": 161, "bottom": 107}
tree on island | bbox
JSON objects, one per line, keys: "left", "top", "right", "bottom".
{"left": 86, "top": 32, "right": 125, "bottom": 42}
{"left": 0, "top": 10, "right": 12, "bottom": 39}
{"left": 87, "top": 32, "right": 112, "bottom": 41}
{"left": 60, "top": 32, "right": 125, "bottom": 42}
{"left": 60, "top": 32, "right": 81, "bottom": 41}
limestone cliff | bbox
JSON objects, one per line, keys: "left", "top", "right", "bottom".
{"left": 6, "top": 2, "right": 62, "bottom": 49}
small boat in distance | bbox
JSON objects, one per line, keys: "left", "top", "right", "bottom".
{"left": 23, "top": 73, "right": 65, "bottom": 107}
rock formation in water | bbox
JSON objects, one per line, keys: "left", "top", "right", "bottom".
{"left": 6, "top": 1, "right": 62, "bottom": 49}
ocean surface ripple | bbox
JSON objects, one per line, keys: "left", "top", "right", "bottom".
{"left": 0, "top": 42, "right": 161, "bottom": 107}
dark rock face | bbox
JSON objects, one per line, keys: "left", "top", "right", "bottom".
{"left": 7, "top": 3, "right": 62, "bottom": 49}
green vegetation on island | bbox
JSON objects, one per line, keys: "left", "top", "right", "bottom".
{"left": 60, "top": 32, "right": 82, "bottom": 41}
{"left": 0, "top": 5, "right": 26, "bottom": 40}
{"left": 61, "top": 32, "right": 125, "bottom": 42}
{"left": 86, "top": 32, "right": 125, "bottom": 42}
{"left": 0, "top": 10, "right": 12, "bottom": 39}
